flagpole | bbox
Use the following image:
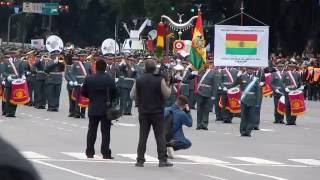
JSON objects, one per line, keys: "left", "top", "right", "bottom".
{"left": 240, "top": 1, "right": 244, "bottom": 26}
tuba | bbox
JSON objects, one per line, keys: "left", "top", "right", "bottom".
{"left": 101, "top": 38, "right": 119, "bottom": 55}
{"left": 46, "top": 35, "right": 64, "bottom": 53}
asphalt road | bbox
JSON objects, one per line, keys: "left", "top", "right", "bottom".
{"left": 0, "top": 85, "right": 319, "bottom": 180}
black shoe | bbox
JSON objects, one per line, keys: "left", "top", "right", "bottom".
{"left": 158, "top": 161, "right": 173, "bottom": 167}
{"left": 52, "top": 109, "right": 58, "bottom": 112}
{"left": 253, "top": 127, "right": 260, "bottom": 130}
{"left": 241, "top": 134, "right": 251, "bottom": 137}
{"left": 6, "top": 114, "right": 16, "bottom": 118}
{"left": 86, "top": 155, "right": 94, "bottom": 159}
{"left": 2, "top": 112, "right": 6, "bottom": 116}
{"left": 68, "top": 114, "right": 74, "bottom": 117}
{"left": 196, "top": 127, "right": 201, "bottom": 130}
{"left": 215, "top": 118, "right": 223, "bottom": 121}
{"left": 135, "top": 162, "right": 144, "bottom": 167}
{"left": 80, "top": 115, "right": 85, "bottom": 119}
{"left": 280, "top": 121, "right": 285, "bottom": 124}
{"left": 39, "top": 106, "right": 46, "bottom": 109}
{"left": 223, "top": 121, "right": 232, "bottom": 124}
{"left": 202, "top": 127, "right": 208, "bottom": 130}
{"left": 103, "top": 155, "right": 114, "bottom": 159}
{"left": 47, "top": 108, "right": 52, "bottom": 112}
{"left": 74, "top": 115, "right": 80, "bottom": 118}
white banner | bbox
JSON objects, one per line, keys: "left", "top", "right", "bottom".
{"left": 214, "top": 25, "right": 269, "bottom": 67}
{"left": 31, "top": 39, "right": 44, "bottom": 49}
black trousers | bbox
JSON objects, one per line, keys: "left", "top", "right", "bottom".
{"left": 47, "top": 84, "right": 62, "bottom": 109}
{"left": 240, "top": 103, "right": 255, "bottom": 136}
{"left": 196, "top": 95, "right": 210, "bottom": 128}
{"left": 4, "top": 84, "right": 17, "bottom": 116}
{"left": 86, "top": 116, "right": 112, "bottom": 157}
{"left": 67, "top": 89, "right": 75, "bottom": 115}
{"left": 137, "top": 113, "right": 167, "bottom": 163}
{"left": 34, "top": 80, "right": 46, "bottom": 107}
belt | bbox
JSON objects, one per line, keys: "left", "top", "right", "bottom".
{"left": 180, "top": 83, "right": 188, "bottom": 86}
{"left": 247, "top": 92, "right": 255, "bottom": 95}
{"left": 36, "top": 71, "right": 45, "bottom": 73}
{"left": 124, "top": 78, "right": 135, "bottom": 81}
{"left": 76, "top": 75, "right": 86, "bottom": 78}
{"left": 50, "top": 72, "right": 63, "bottom": 75}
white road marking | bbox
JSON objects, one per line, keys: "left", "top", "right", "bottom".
{"left": 62, "top": 152, "right": 103, "bottom": 160}
{"left": 230, "top": 157, "right": 283, "bottom": 165}
{"left": 32, "top": 160, "right": 106, "bottom": 180}
{"left": 44, "top": 118, "right": 50, "bottom": 121}
{"left": 36, "top": 116, "right": 41, "bottom": 119}
{"left": 199, "top": 173, "right": 228, "bottom": 180}
{"left": 117, "top": 153, "right": 158, "bottom": 162}
{"left": 22, "top": 151, "right": 50, "bottom": 159}
{"left": 223, "top": 133, "right": 232, "bottom": 135}
{"left": 57, "top": 127, "right": 64, "bottom": 130}
{"left": 260, "top": 129, "right": 274, "bottom": 132}
{"left": 62, "top": 122, "right": 68, "bottom": 125}
{"left": 28, "top": 114, "right": 33, "bottom": 117}
{"left": 115, "top": 123, "right": 137, "bottom": 127}
{"left": 81, "top": 126, "right": 87, "bottom": 129}
{"left": 214, "top": 164, "right": 288, "bottom": 180}
{"left": 71, "top": 123, "right": 78, "bottom": 127}
{"left": 177, "top": 155, "right": 229, "bottom": 164}
{"left": 289, "top": 159, "right": 320, "bottom": 166}
{"left": 20, "top": 113, "right": 25, "bottom": 115}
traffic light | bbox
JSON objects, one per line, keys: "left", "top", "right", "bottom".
{"left": 0, "top": 1, "right": 13, "bottom": 7}
{"left": 58, "top": 5, "right": 69, "bottom": 12}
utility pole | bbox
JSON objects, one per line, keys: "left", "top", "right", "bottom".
{"left": 240, "top": 1, "right": 244, "bottom": 26}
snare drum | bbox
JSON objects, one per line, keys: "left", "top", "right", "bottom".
{"left": 226, "top": 87, "right": 241, "bottom": 113}
{"left": 288, "top": 90, "right": 305, "bottom": 116}
{"left": 277, "top": 95, "right": 285, "bottom": 115}
{"left": 10, "top": 79, "right": 30, "bottom": 105}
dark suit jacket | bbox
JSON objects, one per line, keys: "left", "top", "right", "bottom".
{"left": 81, "top": 71, "right": 117, "bottom": 116}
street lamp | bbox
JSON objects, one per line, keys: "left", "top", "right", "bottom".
{"left": 7, "top": 12, "right": 25, "bottom": 44}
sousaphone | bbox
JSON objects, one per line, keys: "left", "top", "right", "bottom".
{"left": 46, "top": 35, "right": 64, "bottom": 53}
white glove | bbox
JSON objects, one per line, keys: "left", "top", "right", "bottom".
{"left": 237, "top": 71, "right": 242, "bottom": 77}
{"left": 69, "top": 81, "right": 74, "bottom": 86}
{"left": 259, "top": 82, "right": 265, "bottom": 87}
{"left": 73, "top": 81, "right": 78, "bottom": 86}
{"left": 2, "top": 81, "right": 5, "bottom": 85}
{"left": 26, "top": 71, "right": 31, "bottom": 75}
{"left": 285, "top": 88, "right": 290, "bottom": 93}
{"left": 298, "top": 85, "right": 305, "bottom": 91}
{"left": 211, "top": 97, "right": 215, "bottom": 100}
{"left": 191, "top": 71, "right": 198, "bottom": 76}
{"left": 275, "top": 89, "right": 280, "bottom": 94}
{"left": 218, "top": 86, "right": 222, "bottom": 90}
{"left": 22, "top": 75, "right": 26, "bottom": 80}
{"left": 7, "top": 76, "right": 12, "bottom": 82}
{"left": 223, "top": 87, "right": 228, "bottom": 91}
{"left": 115, "top": 78, "right": 119, "bottom": 83}
{"left": 54, "top": 58, "right": 59, "bottom": 64}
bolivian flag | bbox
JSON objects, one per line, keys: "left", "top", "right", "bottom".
{"left": 225, "top": 34, "right": 257, "bottom": 55}
{"left": 190, "top": 12, "right": 206, "bottom": 70}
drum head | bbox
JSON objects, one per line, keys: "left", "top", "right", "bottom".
{"left": 11, "top": 79, "right": 25, "bottom": 85}
{"left": 279, "top": 96, "right": 285, "bottom": 103}
{"left": 228, "top": 87, "right": 240, "bottom": 94}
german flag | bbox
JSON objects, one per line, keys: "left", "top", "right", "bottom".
{"left": 225, "top": 34, "right": 257, "bottom": 55}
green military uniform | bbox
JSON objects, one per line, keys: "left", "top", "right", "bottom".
{"left": 45, "top": 57, "right": 64, "bottom": 111}
{"left": 253, "top": 69, "right": 265, "bottom": 129}
{"left": 218, "top": 68, "right": 236, "bottom": 123}
{"left": 65, "top": 64, "right": 76, "bottom": 117}
{"left": 34, "top": 58, "right": 47, "bottom": 109}
{"left": 239, "top": 73, "right": 261, "bottom": 136}
{"left": 0, "top": 59, "right": 6, "bottom": 115}
{"left": 21, "top": 59, "right": 36, "bottom": 106}
{"left": 270, "top": 70, "right": 285, "bottom": 123}
{"left": 3, "top": 57, "right": 23, "bottom": 117}
{"left": 70, "top": 60, "right": 92, "bottom": 118}
{"left": 118, "top": 62, "right": 135, "bottom": 115}
{"left": 196, "top": 69, "right": 216, "bottom": 130}
{"left": 282, "top": 69, "right": 302, "bottom": 125}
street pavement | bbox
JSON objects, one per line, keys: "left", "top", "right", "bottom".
{"left": 0, "top": 85, "right": 320, "bottom": 180}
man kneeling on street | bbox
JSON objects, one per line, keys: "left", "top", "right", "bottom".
{"left": 165, "top": 95, "right": 193, "bottom": 159}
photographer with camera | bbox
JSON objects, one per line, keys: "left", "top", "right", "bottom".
{"left": 130, "top": 59, "right": 173, "bottom": 168}
{"left": 164, "top": 95, "right": 193, "bottom": 159}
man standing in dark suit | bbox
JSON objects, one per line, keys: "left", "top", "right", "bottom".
{"left": 130, "top": 59, "right": 173, "bottom": 168}
{"left": 81, "top": 59, "right": 117, "bottom": 159}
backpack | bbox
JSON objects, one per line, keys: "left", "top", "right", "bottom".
{"left": 164, "top": 110, "right": 174, "bottom": 142}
